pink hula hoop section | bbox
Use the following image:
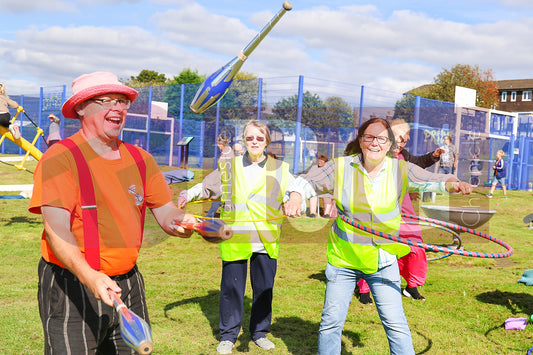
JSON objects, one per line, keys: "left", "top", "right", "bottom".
{"left": 338, "top": 213, "right": 513, "bottom": 259}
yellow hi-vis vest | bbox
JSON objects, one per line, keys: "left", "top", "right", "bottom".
{"left": 219, "top": 155, "right": 289, "bottom": 261}
{"left": 328, "top": 155, "right": 411, "bottom": 274}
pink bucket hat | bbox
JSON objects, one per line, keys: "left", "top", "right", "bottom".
{"left": 62, "top": 71, "right": 138, "bottom": 119}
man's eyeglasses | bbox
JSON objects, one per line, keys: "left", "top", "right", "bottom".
{"left": 89, "top": 98, "right": 131, "bottom": 109}
{"left": 361, "top": 134, "right": 390, "bottom": 144}
{"left": 245, "top": 136, "right": 266, "bottom": 142}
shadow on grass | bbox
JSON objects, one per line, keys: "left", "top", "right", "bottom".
{"left": 271, "top": 316, "right": 363, "bottom": 355}
{"left": 0, "top": 215, "right": 41, "bottom": 226}
{"left": 309, "top": 270, "right": 326, "bottom": 283}
{"left": 481, "top": 321, "right": 527, "bottom": 353}
{"left": 412, "top": 330, "right": 433, "bottom": 354}
{"left": 164, "top": 289, "right": 220, "bottom": 339}
{"left": 476, "top": 289, "right": 533, "bottom": 315}
{"left": 475, "top": 290, "right": 533, "bottom": 353}
{"left": 163, "top": 289, "right": 253, "bottom": 348}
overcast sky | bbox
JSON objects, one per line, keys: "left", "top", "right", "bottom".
{"left": 1, "top": 0, "right": 533, "bottom": 98}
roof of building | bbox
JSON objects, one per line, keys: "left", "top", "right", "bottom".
{"left": 407, "top": 79, "right": 533, "bottom": 96}
{"left": 496, "top": 79, "right": 533, "bottom": 90}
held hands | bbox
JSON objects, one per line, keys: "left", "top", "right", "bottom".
{"left": 432, "top": 148, "right": 445, "bottom": 158}
{"left": 450, "top": 181, "right": 473, "bottom": 195}
{"left": 283, "top": 192, "right": 302, "bottom": 217}
{"left": 176, "top": 192, "right": 188, "bottom": 208}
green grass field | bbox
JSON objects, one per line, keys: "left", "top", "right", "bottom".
{"left": 1, "top": 157, "right": 533, "bottom": 354}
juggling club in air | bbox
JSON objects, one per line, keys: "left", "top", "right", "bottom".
{"left": 189, "top": 1, "right": 292, "bottom": 114}
{"left": 178, "top": 219, "right": 233, "bottom": 243}
{"left": 109, "top": 291, "right": 154, "bottom": 355}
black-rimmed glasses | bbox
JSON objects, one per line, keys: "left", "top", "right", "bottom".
{"left": 361, "top": 134, "right": 390, "bottom": 144}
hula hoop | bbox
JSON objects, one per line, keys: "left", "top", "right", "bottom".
{"left": 185, "top": 200, "right": 514, "bottom": 258}
{"left": 339, "top": 213, "right": 513, "bottom": 259}
{"left": 402, "top": 221, "right": 462, "bottom": 261}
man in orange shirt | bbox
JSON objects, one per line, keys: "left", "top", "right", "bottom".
{"left": 30, "top": 72, "right": 196, "bottom": 354}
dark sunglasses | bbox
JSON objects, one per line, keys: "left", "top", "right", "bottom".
{"left": 245, "top": 136, "right": 266, "bottom": 142}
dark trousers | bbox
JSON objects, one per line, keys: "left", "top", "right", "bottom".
{"left": 38, "top": 258, "right": 149, "bottom": 355}
{"left": 0, "top": 112, "right": 11, "bottom": 128}
{"left": 219, "top": 253, "right": 277, "bottom": 342}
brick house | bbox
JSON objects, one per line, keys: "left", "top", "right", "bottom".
{"left": 496, "top": 79, "right": 533, "bottom": 112}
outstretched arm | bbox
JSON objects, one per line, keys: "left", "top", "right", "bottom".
{"left": 151, "top": 202, "right": 196, "bottom": 237}
{"left": 402, "top": 149, "right": 440, "bottom": 169}
{"left": 407, "top": 162, "right": 472, "bottom": 195}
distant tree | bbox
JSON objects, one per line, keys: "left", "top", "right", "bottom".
{"left": 125, "top": 69, "right": 167, "bottom": 87}
{"left": 234, "top": 71, "right": 257, "bottom": 80}
{"left": 324, "top": 96, "right": 355, "bottom": 141}
{"left": 218, "top": 72, "right": 260, "bottom": 120}
{"left": 325, "top": 96, "right": 353, "bottom": 123}
{"left": 272, "top": 91, "right": 328, "bottom": 136}
{"left": 407, "top": 64, "right": 498, "bottom": 109}
{"left": 165, "top": 68, "right": 206, "bottom": 120}
{"left": 393, "top": 94, "right": 416, "bottom": 122}
{"left": 167, "top": 68, "right": 205, "bottom": 85}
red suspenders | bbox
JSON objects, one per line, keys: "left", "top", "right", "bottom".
{"left": 58, "top": 139, "right": 146, "bottom": 270}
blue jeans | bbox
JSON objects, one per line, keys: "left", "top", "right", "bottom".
{"left": 318, "top": 262, "right": 414, "bottom": 355}
{"left": 207, "top": 200, "right": 221, "bottom": 217}
{"left": 438, "top": 166, "right": 454, "bottom": 175}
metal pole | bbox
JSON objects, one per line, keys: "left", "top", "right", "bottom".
{"left": 358, "top": 85, "right": 364, "bottom": 129}
{"left": 257, "top": 78, "right": 263, "bottom": 120}
{"left": 146, "top": 86, "right": 153, "bottom": 152}
{"left": 214, "top": 101, "right": 221, "bottom": 169}
{"left": 412, "top": 95, "right": 421, "bottom": 156}
{"left": 292, "top": 75, "right": 304, "bottom": 174}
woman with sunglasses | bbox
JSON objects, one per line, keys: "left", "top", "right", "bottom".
{"left": 316, "top": 117, "right": 472, "bottom": 355}
{"left": 180, "top": 119, "right": 304, "bottom": 354}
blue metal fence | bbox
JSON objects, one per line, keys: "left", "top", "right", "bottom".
{"left": 3, "top": 76, "right": 533, "bottom": 189}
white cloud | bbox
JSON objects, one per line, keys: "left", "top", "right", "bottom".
{"left": 0, "top": 25, "right": 220, "bottom": 94}
{"left": 485, "top": 0, "right": 533, "bottom": 7}
{"left": 0, "top": 0, "right": 77, "bottom": 13}
{"left": 3, "top": 1, "right": 533, "bottom": 98}
{"left": 152, "top": 3, "right": 254, "bottom": 55}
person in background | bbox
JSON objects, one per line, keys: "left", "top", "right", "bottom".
{"left": 233, "top": 142, "right": 244, "bottom": 156}
{"left": 217, "top": 133, "right": 234, "bottom": 161}
{"left": 438, "top": 135, "right": 458, "bottom": 175}
{"left": 179, "top": 120, "right": 303, "bottom": 354}
{"left": 0, "top": 83, "right": 21, "bottom": 139}
{"left": 301, "top": 154, "right": 334, "bottom": 218}
{"left": 354, "top": 118, "right": 444, "bottom": 303}
{"left": 206, "top": 133, "right": 235, "bottom": 217}
{"left": 314, "top": 117, "right": 472, "bottom": 354}
{"left": 46, "top": 114, "right": 62, "bottom": 146}
{"left": 487, "top": 150, "right": 507, "bottom": 198}
{"left": 469, "top": 152, "right": 481, "bottom": 187}
{"left": 267, "top": 152, "right": 278, "bottom": 159}
{"left": 29, "top": 71, "right": 196, "bottom": 354}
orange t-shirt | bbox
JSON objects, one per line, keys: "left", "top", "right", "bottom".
{"left": 29, "top": 131, "right": 172, "bottom": 276}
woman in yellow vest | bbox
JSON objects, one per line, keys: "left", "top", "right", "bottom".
{"left": 182, "top": 120, "right": 304, "bottom": 354}
{"left": 316, "top": 117, "right": 472, "bottom": 355}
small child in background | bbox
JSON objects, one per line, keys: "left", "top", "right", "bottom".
{"left": 487, "top": 150, "right": 507, "bottom": 198}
